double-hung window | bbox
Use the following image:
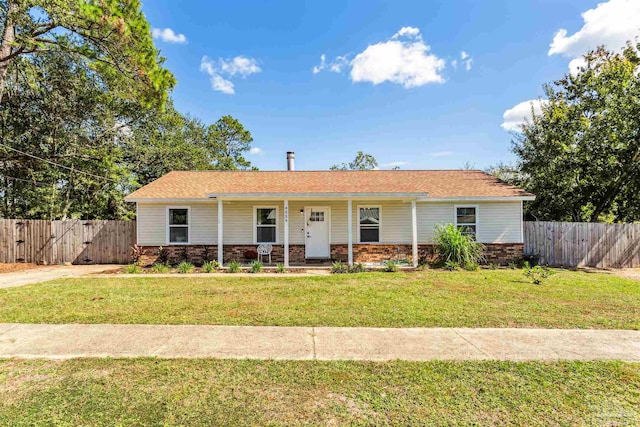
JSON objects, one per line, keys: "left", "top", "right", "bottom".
{"left": 358, "top": 206, "right": 380, "bottom": 243}
{"left": 168, "top": 207, "right": 189, "bottom": 244}
{"left": 455, "top": 206, "right": 477, "bottom": 239}
{"left": 255, "top": 207, "right": 277, "bottom": 243}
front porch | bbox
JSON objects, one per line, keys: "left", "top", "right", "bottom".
{"left": 216, "top": 198, "right": 418, "bottom": 268}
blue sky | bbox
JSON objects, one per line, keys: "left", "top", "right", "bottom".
{"left": 142, "top": 0, "right": 640, "bottom": 171}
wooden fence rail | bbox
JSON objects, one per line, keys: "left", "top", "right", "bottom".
{"left": 524, "top": 221, "right": 640, "bottom": 268}
{"left": 0, "top": 219, "right": 136, "bottom": 265}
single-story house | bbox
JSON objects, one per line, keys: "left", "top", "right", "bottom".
{"left": 124, "top": 152, "right": 534, "bottom": 267}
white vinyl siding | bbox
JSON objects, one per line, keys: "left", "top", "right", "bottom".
{"left": 370, "top": 201, "right": 412, "bottom": 244}
{"left": 136, "top": 200, "right": 523, "bottom": 246}
{"left": 417, "top": 201, "right": 522, "bottom": 243}
{"left": 223, "top": 201, "right": 285, "bottom": 244}
{"left": 137, "top": 202, "right": 217, "bottom": 245}
{"left": 288, "top": 200, "right": 412, "bottom": 244}
{"left": 475, "top": 202, "right": 522, "bottom": 243}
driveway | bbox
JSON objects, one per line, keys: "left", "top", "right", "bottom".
{"left": 0, "top": 265, "right": 122, "bottom": 289}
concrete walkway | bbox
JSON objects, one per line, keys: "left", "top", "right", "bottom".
{"left": 0, "top": 324, "right": 638, "bottom": 361}
{"left": 0, "top": 265, "right": 122, "bottom": 289}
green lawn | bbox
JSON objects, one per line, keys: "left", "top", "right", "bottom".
{"left": 0, "top": 269, "right": 638, "bottom": 328}
{"left": 0, "top": 359, "right": 638, "bottom": 426}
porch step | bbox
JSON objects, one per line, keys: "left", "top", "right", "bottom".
{"left": 304, "top": 258, "right": 332, "bottom": 265}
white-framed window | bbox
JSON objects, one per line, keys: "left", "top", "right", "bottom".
{"left": 358, "top": 205, "right": 381, "bottom": 243}
{"left": 167, "top": 206, "right": 190, "bottom": 244}
{"left": 254, "top": 206, "right": 278, "bottom": 244}
{"left": 454, "top": 205, "right": 478, "bottom": 239}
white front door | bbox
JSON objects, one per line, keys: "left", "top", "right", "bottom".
{"left": 305, "top": 207, "right": 330, "bottom": 258}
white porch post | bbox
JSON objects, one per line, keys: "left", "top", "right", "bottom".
{"left": 411, "top": 199, "right": 418, "bottom": 268}
{"left": 347, "top": 199, "right": 353, "bottom": 266}
{"left": 284, "top": 199, "right": 289, "bottom": 267}
{"left": 217, "top": 199, "right": 223, "bottom": 265}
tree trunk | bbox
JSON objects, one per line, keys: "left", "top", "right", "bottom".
{"left": 0, "top": 1, "right": 17, "bottom": 104}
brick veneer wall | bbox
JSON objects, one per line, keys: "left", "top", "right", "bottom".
{"left": 482, "top": 243, "right": 524, "bottom": 264}
{"left": 137, "top": 243, "right": 524, "bottom": 266}
{"left": 222, "top": 244, "right": 306, "bottom": 264}
{"left": 138, "top": 244, "right": 306, "bottom": 266}
{"left": 138, "top": 245, "right": 218, "bottom": 266}
{"left": 333, "top": 243, "right": 523, "bottom": 264}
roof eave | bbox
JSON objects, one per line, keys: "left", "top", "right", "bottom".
{"left": 417, "top": 196, "right": 535, "bottom": 202}
{"left": 205, "top": 192, "right": 429, "bottom": 199}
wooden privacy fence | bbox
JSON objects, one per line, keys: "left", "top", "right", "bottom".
{"left": 524, "top": 221, "right": 640, "bottom": 268}
{"left": 0, "top": 219, "right": 136, "bottom": 265}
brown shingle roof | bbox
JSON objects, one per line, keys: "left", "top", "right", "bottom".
{"left": 124, "top": 170, "right": 533, "bottom": 200}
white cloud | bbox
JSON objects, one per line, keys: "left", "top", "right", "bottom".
{"left": 461, "top": 51, "right": 473, "bottom": 71}
{"left": 314, "top": 27, "right": 446, "bottom": 88}
{"left": 312, "top": 54, "right": 327, "bottom": 74}
{"left": 429, "top": 151, "right": 453, "bottom": 157}
{"left": 548, "top": 0, "right": 640, "bottom": 71}
{"left": 210, "top": 75, "right": 235, "bottom": 95}
{"left": 200, "top": 56, "right": 261, "bottom": 95}
{"left": 392, "top": 26, "right": 422, "bottom": 39}
{"left": 249, "top": 147, "right": 263, "bottom": 155}
{"left": 152, "top": 28, "right": 187, "bottom": 44}
{"left": 452, "top": 51, "right": 473, "bottom": 71}
{"left": 381, "top": 161, "right": 407, "bottom": 168}
{"left": 501, "top": 99, "right": 547, "bottom": 132}
{"left": 218, "top": 56, "right": 261, "bottom": 77}
{"left": 330, "top": 55, "right": 349, "bottom": 72}
{"left": 350, "top": 27, "right": 445, "bottom": 88}
{"left": 312, "top": 54, "right": 349, "bottom": 74}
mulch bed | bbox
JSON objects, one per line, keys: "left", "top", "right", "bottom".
{"left": 0, "top": 263, "right": 42, "bottom": 273}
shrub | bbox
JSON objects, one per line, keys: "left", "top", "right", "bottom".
{"left": 417, "top": 263, "right": 430, "bottom": 271}
{"left": 488, "top": 262, "right": 499, "bottom": 270}
{"left": 179, "top": 246, "right": 189, "bottom": 263}
{"left": 250, "top": 260, "right": 263, "bottom": 273}
{"left": 444, "top": 260, "right": 459, "bottom": 271}
{"left": 130, "top": 244, "right": 143, "bottom": 265}
{"left": 433, "top": 224, "right": 485, "bottom": 268}
{"left": 151, "top": 263, "right": 170, "bottom": 273}
{"left": 464, "top": 262, "right": 479, "bottom": 271}
{"left": 202, "top": 260, "right": 220, "bottom": 273}
{"left": 524, "top": 264, "right": 554, "bottom": 285}
{"left": 383, "top": 260, "right": 398, "bottom": 272}
{"left": 508, "top": 262, "right": 518, "bottom": 270}
{"left": 228, "top": 260, "right": 241, "bottom": 273}
{"left": 331, "top": 261, "right": 348, "bottom": 274}
{"left": 156, "top": 246, "right": 169, "bottom": 264}
{"left": 176, "top": 261, "right": 194, "bottom": 274}
{"left": 124, "top": 264, "right": 142, "bottom": 274}
{"left": 349, "top": 263, "right": 366, "bottom": 273}
{"left": 243, "top": 250, "right": 258, "bottom": 261}
{"left": 275, "top": 263, "right": 286, "bottom": 273}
